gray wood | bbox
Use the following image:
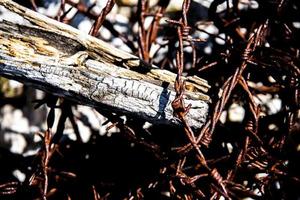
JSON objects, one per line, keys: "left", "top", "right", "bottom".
{"left": 0, "top": 0, "right": 210, "bottom": 128}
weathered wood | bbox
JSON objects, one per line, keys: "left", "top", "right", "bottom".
{"left": 0, "top": 0, "right": 210, "bottom": 128}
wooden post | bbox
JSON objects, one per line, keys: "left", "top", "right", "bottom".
{"left": 0, "top": 0, "right": 210, "bottom": 128}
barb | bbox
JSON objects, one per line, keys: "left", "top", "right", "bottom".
{"left": 197, "top": 20, "right": 270, "bottom": 146}
{"left": 169, "top": 0, "right": 229, "bottom": 197}
{"left": 0, "top": 0, "right": 299, "bottom": 199}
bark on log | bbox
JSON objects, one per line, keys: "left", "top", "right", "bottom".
{"left": 0, "top": 0, "right": 210, "bottom": 128}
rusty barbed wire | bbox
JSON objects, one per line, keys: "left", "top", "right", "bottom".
{"left": 90, "top": 0, "right": 115, "bottom": 36}
{"left": 199, "top": 20, "right": 270, "bottom": 146}
{"left": 62, "top": 0, "right": 136, "bottom": 50}
{"left": 1, "top": 0, "right": 300, "bottom": 199}
{"left": 168, "top": 0, "right": 232, "bottom": 197}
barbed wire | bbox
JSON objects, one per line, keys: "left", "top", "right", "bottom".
{"left": 0, "top": 0, "right": 299, "bottom": 199}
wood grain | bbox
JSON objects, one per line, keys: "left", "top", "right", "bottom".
{"left": 0, "top": 1, "right": 210, "bottom": 128}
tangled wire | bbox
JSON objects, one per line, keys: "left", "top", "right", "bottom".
{"left": 0, "top": 0, "right": 299, "bottom": 199}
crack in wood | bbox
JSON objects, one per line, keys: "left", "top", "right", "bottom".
{"left": 0, "top": 0, "right": 210, "bottom": 128}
